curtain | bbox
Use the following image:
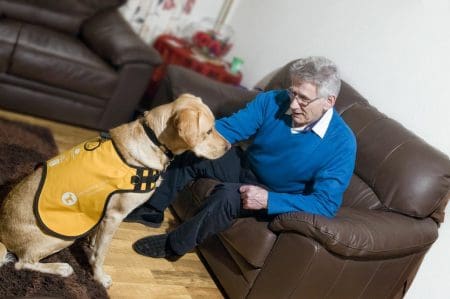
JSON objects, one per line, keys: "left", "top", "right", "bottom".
{"left": 120, "top": 0, "right": 197, "bottom": 44}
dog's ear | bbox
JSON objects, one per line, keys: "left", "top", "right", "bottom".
{"left": 173, "top": 109, "right": 200, "bottom": 148}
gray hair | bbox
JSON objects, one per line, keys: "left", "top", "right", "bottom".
{"left": 289, "top": 56, "right": 341, "bottom": 98}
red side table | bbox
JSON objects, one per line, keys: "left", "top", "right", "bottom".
{"left": 151, "top": 34, "right": 242, "bottom": 86}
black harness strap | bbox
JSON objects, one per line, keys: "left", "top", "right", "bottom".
{"left": 131, "top": 168, "right": 160, "bottom": 192}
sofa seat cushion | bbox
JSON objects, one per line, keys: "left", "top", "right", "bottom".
{"left": 219, "top": 217, "right": 277, "bottom": 268}
{"left": 0, "top": 19, "right": 21, "bottom": 73}
{"left": 172, "top": 179, "right": 277, "bottom": 269}
{"left": 9, "top": 23, "right": 118, "bottom": 100}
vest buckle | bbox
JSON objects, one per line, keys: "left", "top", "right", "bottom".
{"left": 131, "top": 175, "right": 141, "bottom": 185}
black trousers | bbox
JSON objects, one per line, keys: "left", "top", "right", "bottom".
{"left": 147, "top": 146, "right": 269, "bottom": 255}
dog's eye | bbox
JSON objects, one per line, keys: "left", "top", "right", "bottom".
{"left": 207, "top": 129, "right": 213, "bottom": 135}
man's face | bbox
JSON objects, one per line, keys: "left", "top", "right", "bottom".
{"left": 288, "top": 80, "right": 334, "bottom": 127}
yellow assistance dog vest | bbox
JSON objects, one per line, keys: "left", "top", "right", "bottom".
{"left": 33, "top": 136, "right": 160, "bottom": 240}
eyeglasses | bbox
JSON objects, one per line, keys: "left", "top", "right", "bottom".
{"left": 287, "top": 88, "right": 323, "bottom": 106}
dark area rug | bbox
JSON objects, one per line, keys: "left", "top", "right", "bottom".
{"left": 0, "top": 117, "right": 109, "bottom": 298}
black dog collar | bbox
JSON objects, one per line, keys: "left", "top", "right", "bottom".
{"left": 141, "top": 120, "right": 174, "bottom": 161}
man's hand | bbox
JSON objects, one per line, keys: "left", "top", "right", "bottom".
{"left": 239, "top": 185, "right": 268, "bottom": 210}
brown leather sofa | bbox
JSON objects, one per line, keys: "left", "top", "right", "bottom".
{"left": 0, "top": 0, "right": 162, "bottom": 130}
{"left": 150, "top": 63, "right": 450, "bottom": 299}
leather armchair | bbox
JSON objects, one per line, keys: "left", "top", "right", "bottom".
{"left": 150, "top": 64, "right": 450, "bottom": 299}
{"left": 0, "top": 0, "right": 162, "bottom": 130}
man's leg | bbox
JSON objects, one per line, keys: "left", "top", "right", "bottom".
{"left": 133, "top": 183, "right": 243, "bottom": 257}
{"left": 125, "top": 147, "right": 244, "bottom": 226}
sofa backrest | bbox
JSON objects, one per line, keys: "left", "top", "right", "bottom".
{"left": 341, "top": 95, "right": 450, "bottom": 223}
{"left": 264, "top": 60, "right": 450, "bottom": 223}
{"left": 0, "top": 0, "right": 125, "bottom": 35}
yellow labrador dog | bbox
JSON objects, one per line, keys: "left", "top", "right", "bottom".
{"left": 0, "top": 94, "right": 229, "bottom": 288}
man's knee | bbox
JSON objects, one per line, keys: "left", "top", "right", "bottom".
{"left": 207, "top": 183, "right": 242, "bottom": 217}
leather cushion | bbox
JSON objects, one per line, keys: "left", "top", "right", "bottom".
{"left": 218, "top": 239, "right": 261, "bottom": 284}
{"left": 219, "top": 217, "right": 277, "bottom": 268}
{"left": 334, "top": 81, "right": 369, "bottom": 113}
{"left": 0, "top": 19, "right": 21, "bottom": 73}
{"left": 342, "top": 174, "right": 382, "bottom": 210}
{"left": 264, "top": 60, "right": 293, "bottom": 91}
{"left": 343, "top": 103, "right": 450, "bottom": 219}
{"left": 0, "top": 0, "right": 124, "bottom": 35}
{"left": 270, "top": 207, "right": 439, "bottom": 259}
{"left": 153, "top": 65, "right": 259, "bottom": 118}
{"left": 81, "top": 10, "right": 163, "bottom": 67}
{"left": 9, "top": 24, "right": 118, "bottom": 100}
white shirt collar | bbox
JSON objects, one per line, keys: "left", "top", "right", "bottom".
{"left": 287, "top": 108, "right": 333, "bottom": 138}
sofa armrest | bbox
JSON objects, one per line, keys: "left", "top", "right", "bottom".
{"left": 269, "top": 207, "right": 438, "bottom": 259}
{"left": 152, "top": 65, "right": 259, "bottom": 118}
{"left": 81, "top": 10, "right": 162, "bottom": 67}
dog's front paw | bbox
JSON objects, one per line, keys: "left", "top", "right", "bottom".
{"left": 95, "top": 273, "right": 113, "bottom": 289}
{"left": 55, "top": 263, "right": 74, "bottom": 277}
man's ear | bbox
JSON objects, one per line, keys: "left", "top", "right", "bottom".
{"left": 324, "top": 95, "right": 336, "bottom": 110}
{"left": 173, "top": 109, "right": 200, "bottom": 148}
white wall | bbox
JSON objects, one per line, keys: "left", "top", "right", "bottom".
{"left": 226, "top": 0, "right": 450, "bottom": 298}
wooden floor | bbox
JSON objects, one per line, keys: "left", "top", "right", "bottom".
{"left": 0, "top": 109, "right": 223, "bottom": 299}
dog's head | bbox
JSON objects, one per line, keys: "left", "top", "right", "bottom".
{"left": 147, "top": 94, "right": 230, "bottom": 160}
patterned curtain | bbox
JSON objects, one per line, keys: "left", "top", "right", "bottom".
{"left": 120, "top": 0, "right": 197, "bottom": 44}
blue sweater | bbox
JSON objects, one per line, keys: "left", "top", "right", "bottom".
{"left": 215, "top": 90, "right": 356, "bottom": 217}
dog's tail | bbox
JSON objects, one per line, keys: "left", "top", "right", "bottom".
{"left": 0, "top": 241, "right": 14, "bottom": 267}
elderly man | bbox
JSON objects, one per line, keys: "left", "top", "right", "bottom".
{"left": 129, "top": 56, "right": 357, "bottom": 259}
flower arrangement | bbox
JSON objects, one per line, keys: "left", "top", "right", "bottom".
{"left": 183, "top": 18, "right": 234, "bottom": 59}
{"left": 191, "top": 30, "right": 233, "bottom": 59}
